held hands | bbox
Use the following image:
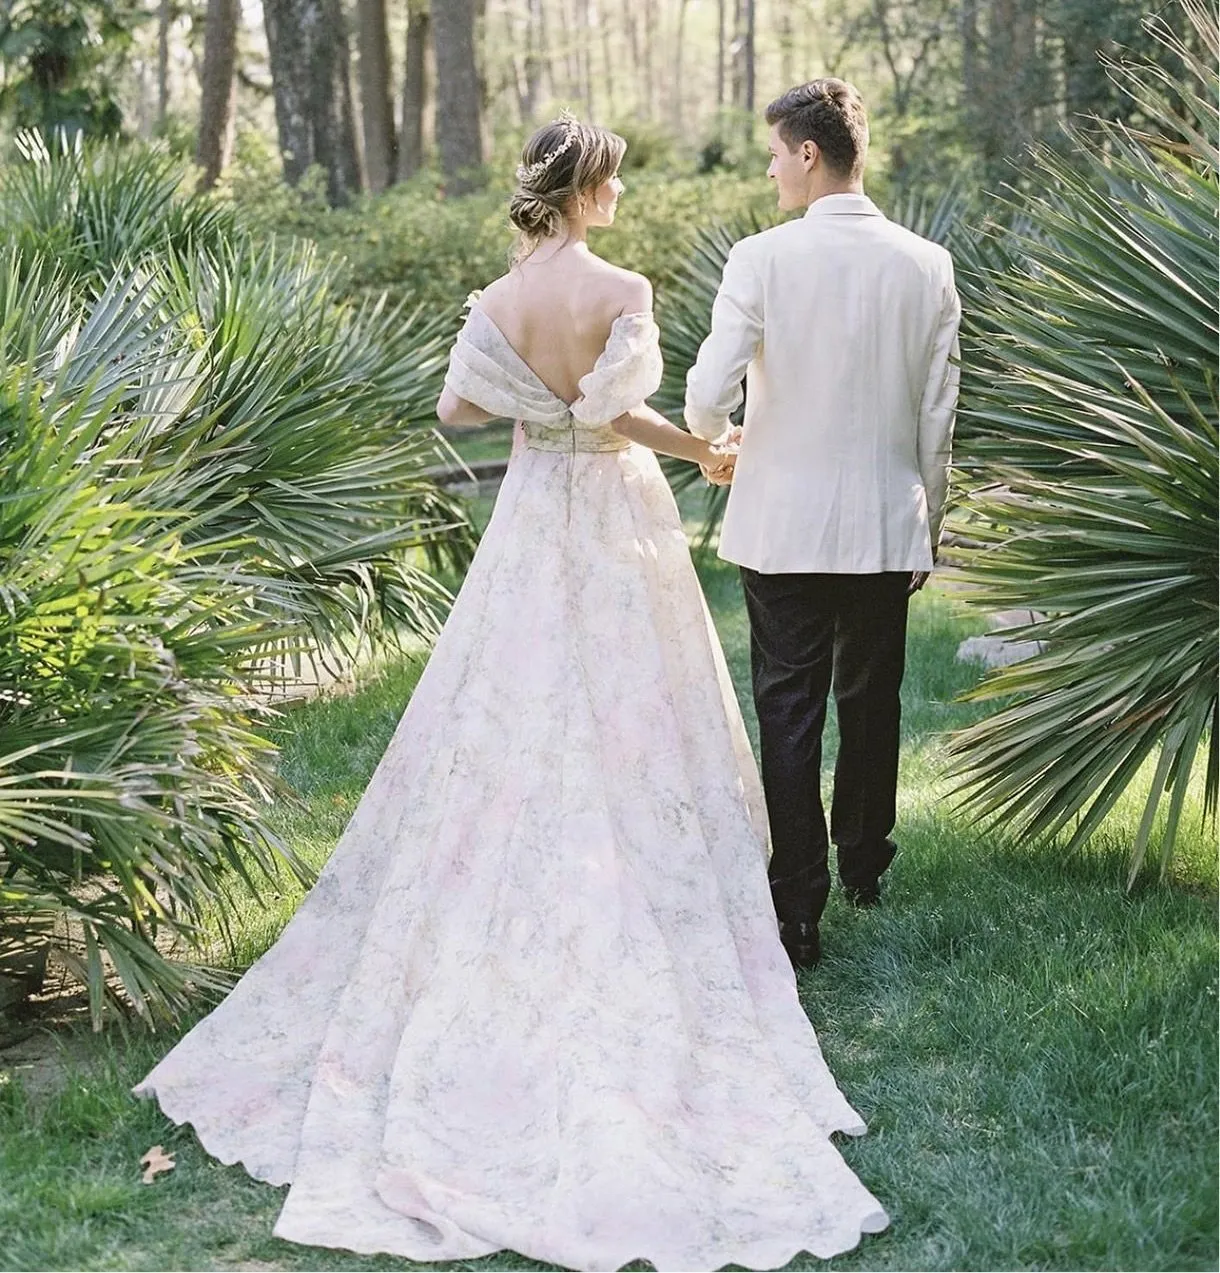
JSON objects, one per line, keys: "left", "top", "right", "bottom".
{"left": 701, "top": 427, "right": 742, "bottom": 487}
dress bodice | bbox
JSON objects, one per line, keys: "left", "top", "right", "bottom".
{"left": 443, "top": 304, "right": 663, "bottom": 452}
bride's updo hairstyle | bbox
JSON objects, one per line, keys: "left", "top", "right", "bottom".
{"left": 509, "top": 112, "right": 626, "bottom": 260}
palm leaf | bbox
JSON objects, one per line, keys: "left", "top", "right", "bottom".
{"left": 947, "top": 0, "right": 1218, "bottom": 881}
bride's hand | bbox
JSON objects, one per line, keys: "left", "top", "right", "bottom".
{"left": 701, "top": 453, "right": 737, "bottom": 486}
{"left": 701, "top": 429, "right": 739, "bottom": 485}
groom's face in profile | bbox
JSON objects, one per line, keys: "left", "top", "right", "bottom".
{"left": 767, "top": 124, "right": 815, "bottom": 212}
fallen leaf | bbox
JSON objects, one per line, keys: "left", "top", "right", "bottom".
{"left": 140, "top": 1144, "right": 176, "bottom": 1184}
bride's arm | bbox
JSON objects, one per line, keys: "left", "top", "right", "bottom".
{"left": 611, "top": 402, "right": 726, "bottom": 466}
{"left": 436, "top": 385, "right": 498, "bottom": 429}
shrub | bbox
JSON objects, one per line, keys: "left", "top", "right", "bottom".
{"left": 0, "top": 134, "right": 474, "bottom": 1021}
{"left": 0, "top": 130, "right": 474, "bottom": 661}
{"left": 947, "top": 0, "right": 1218, "bottom": 882}
{"left": 0, "top": 257, "right": 304, "bottom": 1025}
{"left": 230, "top": 142, "right": 779, "bottom": 316}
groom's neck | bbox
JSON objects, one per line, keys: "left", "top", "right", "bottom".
{"left": 803, "top": 175, "right": 866, "bottom": 208}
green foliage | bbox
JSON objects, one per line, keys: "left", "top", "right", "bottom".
{"left": 0, "top": 131, "right": 237, "bottom": 286}
{"left": 230, "top": 141, "right": 777, "bottom": 315}
{"left": 948, "top": 0, "right": 1218, "bottom": 881}
{"left": 606, "top": 116, "right": 678, "bottom": 171}
{"left": 0, "top": 0, "right": 140, "bottom": 137}
{"left": 0, "top": 256, "right": 305, "bottom": 1026}
{"left": 0, "top": 134, "right": 475, "bottom": 1022}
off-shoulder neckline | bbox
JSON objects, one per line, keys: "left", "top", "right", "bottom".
{"left": 467, "top": 307, "right": 656, "bottom": 409}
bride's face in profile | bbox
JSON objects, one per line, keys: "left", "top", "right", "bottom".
{"left": 585, "top": 173, "right": 625, "bottom": 228}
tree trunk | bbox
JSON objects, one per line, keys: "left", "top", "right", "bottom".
{"left": 576, "top": 0, "right": 594, "bottom": 119}
{"left": 641, "top": 0, "right": 655, "bottom": 118}
{"left": 743, "top": 0, "right": 755, "bottom": 114}
{"left": 1017, "top": 0, "right": 1041, "bottom": 140}
{"left": 263, "top": 0, "right": 363, "bottom": 204}
{"left": 523, "top": 0, "right": 546, "bottom": 122}
{"left": 157, "top": 0, "right": 171, "bottom": 130}
{"left": 333, "top": 7, "right": 364, "bottom": 196}
{"left": 431, "top": 0, "right": 485, "bottom": 195}
{"left": 357, "top": 0, "right": 397, "bottom": 191}
{"left": 264, "top": 0, "right": 312, "bottom": 185}
{"left": 554, "top": 0, "right": 578, "bottom": 104}
{"left": 717, "top": 0, "right": 726, "bottom": 107}
{"left": 730, "top": 0, "right": 744, "bottom": 109}
{"left": 399, "top": 1, "right": 429, "bottom": 179}
{"left": 600, "top": 3, "right": 614, "bottom": 122}
{"left": 981, "top": 0, "right": 1019, "bottom": 170}
{"left": 1059, "top": 0, "right": 1109, "bottom": 122}
{"left": 672, "top": 0, "right": 689, "bottom": 130}
{"left": 472, "top": 0, "right": 491, "bottom": 128}
{"left": 775, "top": 1, "right": 794, "bottom": 90}
{"left": 505, "top": 5, "right": 528, "bottom": 125}
{"left": 960, "top": 0, "right": 980, "bottom": 159}
{"left": 962, "top": 0, "right": 979, "bottom": 103}
{"left": 196, "top": 0, "right": 239, "bottom": 189}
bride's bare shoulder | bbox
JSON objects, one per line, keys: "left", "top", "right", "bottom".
{"left": 589, "top": 261, "right": 654, "bottom": 317}
{"left": 475, "top": 273, "right": 515, "bottom": 306}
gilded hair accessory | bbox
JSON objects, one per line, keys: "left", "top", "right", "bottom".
{"left": 515, "top": 111, "right": 582, "bottom": 187}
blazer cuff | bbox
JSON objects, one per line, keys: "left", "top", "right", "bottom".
{"left": 683, "top": 402, "right": 733, "bottom": 444}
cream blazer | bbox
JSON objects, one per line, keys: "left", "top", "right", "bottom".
{"left": 684, "top": 193, "right": 961, "bottom": 574}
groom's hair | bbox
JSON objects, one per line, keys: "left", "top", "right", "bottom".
{"left": 765, "top": 78, "right": 869, "bottom": 179}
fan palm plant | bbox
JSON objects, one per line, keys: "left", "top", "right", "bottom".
{"left": 146, "top": 241, "right": 473, "bottom": 661}
{"left": 0, "top": 259, "right": 310, "bottom": 1026}
{"left": 0, "top": 133, "right": 476, "bottom": 1021}
{"left": 947, "top": 0, "right": 1217, "bottom": 882}
{"left": 0, "top": 131, "right": 476, "bottom": 665}
{"left": 0, "top": 130, "right": 237, "bottom": 288}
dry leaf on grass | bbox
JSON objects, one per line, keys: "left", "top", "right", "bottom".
{"left": 140, "top": 1144, "right": 176, "bottom": 1184}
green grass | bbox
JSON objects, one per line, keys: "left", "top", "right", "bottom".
{"left": 1, "top": 484, "right": 1216, "bottom": 1272}
{"left": 437, "top": 421, "right": 516, "bottom": 468}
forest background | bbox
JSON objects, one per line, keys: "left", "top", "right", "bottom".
{"left": 2, "top": 0, "right": 1205, "bottom": 216}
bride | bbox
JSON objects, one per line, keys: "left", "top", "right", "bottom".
{"left": 135, "top": 114, "right": 889, "bottom": 1271}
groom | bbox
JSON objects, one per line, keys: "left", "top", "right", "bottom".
{"left": 685, "top": 78, "right": 961, "bottom": 970}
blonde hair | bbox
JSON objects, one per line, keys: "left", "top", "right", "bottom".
{"left": 509, "top": 114, "right": 627, "bottom": 261}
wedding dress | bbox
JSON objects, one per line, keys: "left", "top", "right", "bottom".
{"left": 134, "top": 307, "right": 889, "bottom": 1270}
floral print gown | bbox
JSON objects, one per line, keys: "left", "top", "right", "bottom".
{"left": 134, "top": 308, "right": 889, "bottom": 1271}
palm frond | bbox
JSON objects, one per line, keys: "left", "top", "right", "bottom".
{"left": 948, "top": 0, "right": 1218, "bottom": 881}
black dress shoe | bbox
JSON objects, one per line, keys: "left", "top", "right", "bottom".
{"left": 843, "top": 880, "right": 882, "bottom": 909}
{"left": 778, "top": 920, "right": 821, "bottom": 969}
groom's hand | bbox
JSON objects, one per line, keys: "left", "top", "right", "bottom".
{"left": 702, "top": 456, "right": 736, "bottom": 486}
{"left": 702, "top": 426, "right": 741, "bottom": 486}
{"left": 908, "top": 570, "right": 932, "bottom": 595}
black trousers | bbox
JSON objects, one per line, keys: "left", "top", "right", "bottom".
{"left": 740, "top": 568, "right": 910, "bottom": 927}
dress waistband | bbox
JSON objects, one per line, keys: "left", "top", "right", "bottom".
{"left": 522, "top": 422, "right": 631, "bottom": 453}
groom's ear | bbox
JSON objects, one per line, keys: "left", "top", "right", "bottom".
{"left": 801, "top": 140, "right": 820, "bottom": 171}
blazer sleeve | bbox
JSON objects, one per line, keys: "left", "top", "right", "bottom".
{"left": 917, "top": 259, "right": 962, "bottom": 554}
{"left": 683, "top": 240, "right": 764, "bottom": 441}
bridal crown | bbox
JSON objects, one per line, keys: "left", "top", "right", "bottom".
{"left": 515, "top": 112, "right": 582, "bottom": 188}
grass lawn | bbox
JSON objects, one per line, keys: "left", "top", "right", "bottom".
{"left": 1, "top": 472, "right": 1216, "bottom": 1273}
